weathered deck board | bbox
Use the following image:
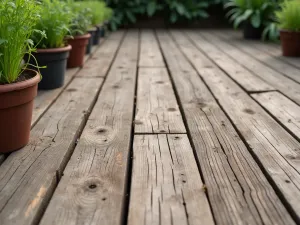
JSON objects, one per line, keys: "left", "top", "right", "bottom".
{"left": 183, "top": 31, "right": 274, "bottom": 92}
{"left": 39, "top": 30, "right": 138, "bottom": 225}
{"left": 218, "top": 31, "right": 300, "bottom": 84}
{"left": 128, "top": 134, "right": 214, "bottom": 225}
{"left": 139, "top": 30, "right": 165, "bottom": 67}
{"left": 172, "top": 31, "right": 300, "bottom": 222}
{"left": 78, "top": 31, "right": 124, "bottom": 77}
{"left": 158, "top": 30, "right": 295, "bottom": 225}
{"left": 0, "top": 77, "right": 104, "bottom": 225}
{"left": 252, "top": 91, "right": 300, "bottom": 140}
{"left": 135, "top": 67, "right": 186, "bottom": 134}
{"left": 198, "top": 31, "right": 300, "bottom": 105}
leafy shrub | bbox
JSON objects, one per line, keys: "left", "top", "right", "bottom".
{"left": 69, "top": 2, "right": 92, "bottom": 36}
{"left": 0, "top": 0, "right": 41, "bottom": 84}
{"left": 31, "top": 0, "right": 73, "bottom": 49}
{"left": 276, "top": 0, "right": 300, "bottom": 31}
{"left": 83, "top": 1, "right": 112, "bottom": 26}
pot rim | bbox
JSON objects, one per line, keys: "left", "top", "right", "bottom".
{"left": 280, "top": 29, "right": 300, "bottom": 34}
{"left": 36, "top": 45, "right": 72, "bottom": 54}
{"left": 0, "top": 69, "right": 40, "bottom": 93}
{"left": 67, "top": 33, "right": 91, "bottom": 41}
{"left": 88, "top": 27, "right": 97, "bottom": 32}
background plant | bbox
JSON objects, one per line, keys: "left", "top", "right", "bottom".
{"left": 83, "top": 1, "right": 112, "bottom": 26}
{"left": 0, "top": 0, "right": 41, "bottom": 84}
{"left": 69, "top": 2, "right": 92, "bottom": 36}
{"left": 31, "top": 0, "right": 73, "bottom": 49}
{"left": 276, "top": 0, "right": 300, "bottom": 31}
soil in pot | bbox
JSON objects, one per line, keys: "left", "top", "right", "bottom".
{"left": 0, "top": 70, "right": 40, "bottom": 153}
{"left": 86, "top": 28, "right": 97, "bottom": 54}
{"left": 280, "top": 30, "right": 300, "bottom": 57}
{"left": 25, "top": 45, "right": 71, "bottom": 90}
{"left": 93, "top": 26, "right": 101, "bottom": 45}
{"left": 67, "top": 33, "right": 91, "bottom": 68}
{"left": 243, "top": 21, "right": 264, "bottom": 40}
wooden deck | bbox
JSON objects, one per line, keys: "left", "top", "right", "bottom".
{"left": 1, "top": 29, "right": 300, "bottom": 225}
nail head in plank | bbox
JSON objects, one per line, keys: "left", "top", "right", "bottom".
{"left": 252, "top": 91, "right": 300, "bottom": 140}
{"left": 39, "top": 30, "right": 139, "bottom": 225}
{"left": 139, "top": 30, "right": 165, "bottom": 67}
{"left": 135, "top": 67, "right": 186, "bottom": 134}
{"left": 159, "top": 30, "right": 296, "bottom": 225}
{"left": 128, "top": 134, "right": 214, "bottom": 225}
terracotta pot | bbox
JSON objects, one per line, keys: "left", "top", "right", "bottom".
{"left": 67, "top": 33, "right": 91, "bottom": 68}
{"left": 280, "top": 30, "right": 300, "bottom": 57}
{"left": 243, "top": 21, "right": 263, "bottom": 40}
{"left": 0, "top": 70, "right": 40, "bottom": 153}
{"left": 25, "top": 45, "right": 71, "bottom": 90}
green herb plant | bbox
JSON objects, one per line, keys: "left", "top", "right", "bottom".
{"left": 31, "top": 0, "right": 73, "bottom": 49}
{"left": 69, "top": 2, "right": 92, "bottom": 36}
{"left": 0, "top": 0, "right": 42, "bottom": 84}
{"left": 84, "top": 1, "right": 112, "bottom": 26}
{"left": 276, "top": 0, "right": 300, "bottom": 32}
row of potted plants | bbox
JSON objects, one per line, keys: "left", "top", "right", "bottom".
{"left": 0, "top": 0, "right": 112, "bottom": 153}
{"left": 226, "top": 0, "right": 300, "bottom": 57}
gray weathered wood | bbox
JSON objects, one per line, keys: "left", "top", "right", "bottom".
{"left": 198, "top": 31, "right": 300, "bottom": 105}
{"left": 78, "top": 31, "right": 124, "bottom": 77}
{"left": 158, "top": 30, "right": 295, "bottom": 225}
{"left": 182, "top": 31, "right": 274, "bottom": 92}
{"left": 128, "top": 134, "right": 214, "bottom": 225}
{"left": 170, "top": 30, "right": 300, "bottom": 222}
{"left": 135, "top": 67, "right": 186, "bottom": 133}
{"left": 218, "top": 31, "right": 300, "bottom": 84}
{"left": 252, "top": 91, "right": 300, "bottom": 139}
{"left": 139, "top": 30, "right": 165, "bottom": 67}
{"left": 0, "top": 77, "right": 105, "bottom": 225}
{"left": 39, "top": 30, "right": 139, "bottom": 225}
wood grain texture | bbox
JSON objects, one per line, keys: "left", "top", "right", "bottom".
{"left": 158, "top": 30, "right": 295, "bottom": 225}
{"left": 135, "top": 67, "right": 186, "bottom": 134}
{"left": 78, "top": 31, "right": 124, "bottom": 77}
{"left": 39, "top": 30, "right": 139, "bottom": 225}
{"left": 198, "top": 31, "right": 300, "bottom": 105}
{"left": 139, "top": 30, "right": 165, "bottom": 67}
{"left": 219, "top": 30, "right": 300, "bottom": 84}
{"left": 0, "top": 77, "right": 104, "bottom": 225}
{"left": 183, "top": 31, "right": 274, "bottom": 92}
{"left": 170, "top": 30, "right": 300, "bottom": 222}
{"left": 252, "top": 91, "right": 300, "bottom": 139}
{"left": 221, "top": 30, "right": 300, "bottom": 70}
{"left": 128, "top": 134, "right": 214, "bottom": 225}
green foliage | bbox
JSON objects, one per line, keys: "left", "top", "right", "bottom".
{"left": 31, "top": 0, "right": 73, "bottom": 49}
{"left": 106, "top": 0, "right": 220, "bottom": 30}
{"left": 0, "top": 0, "right": 41, "bottom": 84}
{"left": 276, "top": 0, "right": 300, "bottom": 31}
{"left": 83, "top": 1, "right": 112, "bottom": 26}
{"left": 69, "top": 2, "right": 92, "bottom": 36}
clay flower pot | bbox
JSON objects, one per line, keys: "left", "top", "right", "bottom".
{"left": 67, "top": 33, "right": 91, "bottom": 68}
{"left": 26, "top": 45, "right": 72, "bottom": 90}
{"left": 0, "top": 70, "right": 40, "bottom": 153}
{"left": 86, "top": 28, "right": 97, "bottom": 54}
{"left": 280, "top": 30, "right": 300, "bottom": 57}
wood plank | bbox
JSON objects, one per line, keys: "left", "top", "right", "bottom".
{"left": 170, "top": 30, "right": 300, "bottom": 223}
{"left": 39, "top": 30, "right": 138, "bottom": 225}
{"left": 139, "top": 29, "right": 165, "bottom": 67}
{"left": 78, "top": 31, "right": 124, "bottom": 77}
{"left": 182, "top": 31, "right": 274, "bottom": 92}
{"left": 135, "top": 67, "right": 186, "bottom": 133}
{"left": 128, "top": 134, "right": 214, "bottom": 225}
{"left": 198, "top": 31, "right": 300, "bottom": 105}
{"left": 252, "top": 91, "right": 300, "bottom": 140}
{"left": 218, "top": 31, "right": 300, "bottom": 84}
{"left": 0, "top": 76, "right": 105, "bottom": 225}
{"left": 158, "top": 30, "right": 295, "bottom": 225}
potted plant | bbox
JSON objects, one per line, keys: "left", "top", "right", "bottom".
{"left": 276, "top": 0, "right": 300, "bottom": 56}
{"left": 0, "top": 0, "right": 41, "bottom": 152}
{"left": 66, "top": 2, "right": 92, "bottom": 68}
{"left": 28, "top": 0, "right": 73, "bottom": 90}
{"left": 225, "top": 0, "right": 278, "bottom": 39}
